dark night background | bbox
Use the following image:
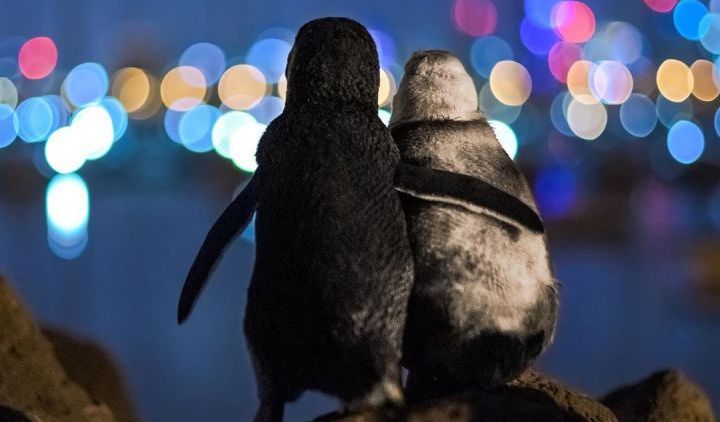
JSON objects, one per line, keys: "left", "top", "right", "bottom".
{"left": 0, "top": 0, "right": 719, "bottom": 420}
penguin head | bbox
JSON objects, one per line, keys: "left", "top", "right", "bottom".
{"left": 285, "top": 17, "right": 379, "bottom": 110}
{"left": 390, "top": 50, "right": 481, "bottom": 127}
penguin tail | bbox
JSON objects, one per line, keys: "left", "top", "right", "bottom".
{"left": 177, "top": 172, "right": 260, "bottom": 324}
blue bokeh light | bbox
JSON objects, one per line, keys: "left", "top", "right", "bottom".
{"left": 248, "top": 96, "right": 284, "bottom": 124}
{"left": 479, "top": 83, "right": 522, "bottom": 123}
{"left": 179, "top": 42, "right": 227, "bottom": 86}
{"left": 179, "top": 104, "right": 220, "bottom": 153}
{"left": 16, "top": 97, "right": 54, "bottom": 142}
{"left": 0, "top": 104, "right": 17, "bottom": 148}
{"left": 667, "top": 120, "right": 704, "bottom": 164}
{"left": 520, "top": 17, "right": 558, "bottom": 56}
{"left": 699, "top": 13, "right": 720, "bottom": 53}
{"left": 470, "top": 36, "right": 514, "bottom": 78}
{"left": 714, "top": 107, "right": 720, "bottom": 137}
{"left": 620, "top": 93, "right": 657, "bottom": 137}
{"left": 164, "top": 109, "right": 184, "bottom": 144}
{"left": 63, "top": 62, "right": 109, "bottom": 106}
{"left": 246, "top": 38, "right": 292, "bottom": 83}
{"left": 673, "top": 0, "right": 709, "bottom": 41}
{"left": 524, "top": 0, "right": 559, "bottom": 26}
{"left": 46, "top": 173, "right": 89, "bottom": 259}
{"left": 550, "top": 91, "right": 573, "bottom": 136}
{"left": 370, "top": 29, "right": 398, "bottom": 68}
{"left": 98, "top": 96, "right": 128, "bottom": 141}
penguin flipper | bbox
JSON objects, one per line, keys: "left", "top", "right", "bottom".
{"left": 177, "top": 172, "right": 260, "bottom": 324}
{"left": 394, "top": 162, "right": 544, "bottom": 233}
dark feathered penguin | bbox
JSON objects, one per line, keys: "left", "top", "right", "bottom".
{"left": 177, "top": 17, "right": 413, "bottom": 422}
{"left": 390, "top": 50, "right": 559, "bottom": 401}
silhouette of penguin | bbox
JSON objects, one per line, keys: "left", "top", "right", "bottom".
{"left": 390, "top": 50, "right": 559, "bottom": 400}
{"left": 177, "top": 17, "right": 413, "bottom": 421}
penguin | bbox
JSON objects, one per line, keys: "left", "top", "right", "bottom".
{"left": 177, "top": 18, "right": 414, "bottom": 422}
{"left": 389, "top": 50, "right": 559, "bottom": 400}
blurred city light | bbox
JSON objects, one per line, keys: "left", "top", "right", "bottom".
{"left": 46, "top": 173, "right": 89, "bottom": 259}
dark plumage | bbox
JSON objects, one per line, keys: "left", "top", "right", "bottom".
{"left": 178, "top": 17, "right": 413, "bottom": 422}
{"left": 390, "top": 51, "right": 559, "bottom": 401}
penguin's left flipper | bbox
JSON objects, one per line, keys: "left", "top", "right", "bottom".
{"left": 177, "top": 172, "right": 260, "bottom": 324}
{"left": 394, "top": 162, "right": 544, "bottom": 234}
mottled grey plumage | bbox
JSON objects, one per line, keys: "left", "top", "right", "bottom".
{"left": 390, "top": 50, "right": 559, "bottom": 400}
{"left": 179, "top": 17, "right": 413, "bottom": 422}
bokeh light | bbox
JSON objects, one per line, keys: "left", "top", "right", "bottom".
{"left": 567, "top": 60, "right": 599, "bottom": 104}
{"left": 699, "top": 13, "right": 720, "bottom": 53}
{"left": 229, "top": 115, "right": 266, "bottom": 172}
{"left": 470, "top": 36, "right": 513, "bottom": 78}
{"left": 44, "top": 126, "right": 86, "bottom": 174}
{"left": 714, "top": 107, "right": 720, "bottom": 137}
{"left": 160, "top": 66, "right": 206, "bottom": 111}
{"left": 488, "top": 120, "right": 518, "bottom": 159}
{"left": 453, "top": 0, "right": 497, "bottom": 36}
{"left": 63, "top": 62, "right": 109, "bottom": 106}
{"left": 247, "top": 38, "right": 292, "bottom": 83}
{"left": 72, "top": 104, "right": 115, "bottom": 160}
{"left": 378, "top": 68, "right": 396, "bottom": 106}
{"left": 212, "top": 111, "right": 256, "bottom": 158}
{"left": 164, "top": 109, "right": 184, "bottom": 144}
{"left": 550, "top": 92, "right": 574, "bottom": 136}
{"left": 520, "top": 17, "right": 558, "bottom": 56}
{"left": 673, "top": 0, "right": 708, "bottom": 40}
{"left": 218, "top": 64, "right": 267, "bottom": 110}
{"left": 548, "top": 41, "right": 582, "bottom": 82}
{"left": 178, "top": 104, "right": 220, "bottom": 153}
{"left": 620, "top": 93, "right": 657, "bottom": 137}
{"left": 0, "top": 104, "right": 17, "bottom": 148}
{"left": 16, "top": 97, "right": 54, "bottom": 142}
{"left": 112, "top": 67, "right": 151, "bottom": 113}
{"left": 0, "top": 77, "right": 18, "bottom": 108}
{"left": 690, "top": 59, "right": 719, "bottom": 101}
{"left": 277, "top": 75, "right": 287, "bottom": 100}
{"left": 603, "top": 22, "right": 644, "bottom": 64}
{"left": 566, "top": 99, "right": 607, "bottom": 140}
{"left": 46, "top": 173, "right": 89, "bottom": 259}
{"left": 656, "top": 59, "right": 693, "bottom": 102}
{"left": 179, "top": 42, "right": 226, "bottom": 85}
{"left": 97, "top": 97, "right": 128, "bottom": 142}
{"left": 378, "top": 109, "right": 391, "bottom": 126}
{"left": 667, "top": 120, "right": 704, "bottom": 164}
{"left": 489, "top": 60, "right": 532, "bottom": 106}
{"left": 248, "top": 96, "right": 284, "bottom": 124}
{"left": 644, "top": 0, "right": 678, "bottom": 13}
{"left": 590, "top": 61, "right": 633, "bottom": 104}
{"left": 18, "top": 37, "right": 57, "bottom": 79}
{"left": 551, "top": 1, "right": 596, "bottom": 43}
{"left": 525, "top": 0, "right": 559, "bottom": 26}
{"left": 479, "top": 83, "right": 522, "bottom": 124}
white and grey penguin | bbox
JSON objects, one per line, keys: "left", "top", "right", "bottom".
{"left": 390, "top": 50, "right": 559, "bottom": 400}
{"left": 177, "top": 18, "right": 414, "bottom": 422}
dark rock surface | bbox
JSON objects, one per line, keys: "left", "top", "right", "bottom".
{"left": 43, "top": 327, "right": 136, "bottom": 422}
{"left": 316, "top": 371, "right": 617, "bottom": 422}
{"left": 602, "top": 369, "right": 716, "bottom": 422}
{"left": 0, "top": 277, "right": 115, "bottom": 422}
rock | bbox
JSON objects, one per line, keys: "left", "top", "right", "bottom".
{"left": 511, "top": 370, "right": 617, "bottom": 422}
{"left": 601, "top": 369, "right": 716, "bottom": 422}
{"left": 0, "top": 276, "right": 115, "bottom": 422}
{"left": 315, "top": 370, "right": 616, "bottom": 422}
{"left": 42, "top": 327, "right": 136, "bottom": 422}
